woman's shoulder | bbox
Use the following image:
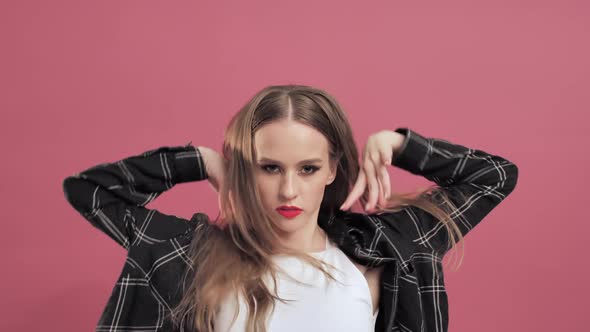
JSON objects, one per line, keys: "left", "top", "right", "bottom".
{"left": 126, "top": 226, "right": 195, "bottom": 299}
{"left": 321, "top": 208, "right": 418, "bottom": 264}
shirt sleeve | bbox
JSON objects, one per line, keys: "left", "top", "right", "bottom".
{"left": 62, "top": 142, "right": 209, "bottom": 250}
{"left": 378, "top": 128, "right": 519, "bottom": 255}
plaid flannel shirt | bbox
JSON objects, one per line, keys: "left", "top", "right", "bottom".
{"left": 62, "top": 127, "right": 518, "bottom": 331}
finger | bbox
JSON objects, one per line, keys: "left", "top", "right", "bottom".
{"left": 217, "top": 194, "right": 223, "bottom": 218}
{"left": 340, "top": 170, "right": 366, "bottom": 210}
{"left": 214, "top": 194, "right": 225, "bottom": 228}
{"left": 364, "top": 157, "right": 379, "bottom": 212}
{"left": 386, "top": 166, "right": 392, "bottom": 200}
{"left": 380, "top": 141, "right": 393, "bottom": 197}
{"left": 379, "top": 141, "right": 393, "bottom": 166}
{"left": 340, "top": 170, "right": 365, "bottom": 210}
{"left": 218, "top": 189, "right": 234, "bottom": 227}
{"left": 377, "top": 177, "right": 386, "bottom": 208}
{"left": 379, "top": 164, "right": 391, "bottom": 202}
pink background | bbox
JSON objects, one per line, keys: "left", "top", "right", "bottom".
{"left": 3, "top": 0, "right": 588, "bottom": 331}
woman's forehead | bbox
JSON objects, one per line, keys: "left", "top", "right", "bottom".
{"left": 253, "top": 120, "right": 329, "bottom": 162}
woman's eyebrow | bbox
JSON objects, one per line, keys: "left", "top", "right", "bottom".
{"left": 257, "top": 157, "right": 323, "bottom": 165}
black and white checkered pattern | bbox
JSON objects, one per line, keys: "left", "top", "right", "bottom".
{"left": 62, "top": 127, "right": 518, "bottom": 331}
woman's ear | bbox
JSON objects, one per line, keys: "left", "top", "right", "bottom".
{"left": 327, "top": 160, "right": 337, "bottom": 185}
{"left": 326, "top": 175, "right": 335, "bottom": 185}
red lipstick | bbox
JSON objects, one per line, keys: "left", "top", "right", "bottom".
{"left": 276, "top": 205, "right": 303, "bottom": 219}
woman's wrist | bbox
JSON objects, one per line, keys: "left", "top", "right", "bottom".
{"left": 392, "top": 131, "right": 406, "bottom": 153}
{"left": 381, "top": 130, "right": 406, "bottom": 154}
{"left": 196, "top": 146, "right": 212, "bottom": 178}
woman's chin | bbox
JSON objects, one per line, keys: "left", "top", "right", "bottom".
{"left": 271, "top": 214, "right": 307, "bottom": 234}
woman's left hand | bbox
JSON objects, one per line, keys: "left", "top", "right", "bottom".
{"left": 339, "top": 130, "right": 406, "bottom": 213}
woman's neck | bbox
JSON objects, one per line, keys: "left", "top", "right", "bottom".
{"left": 276, "top": 224, "right": 327, "bottom": 253}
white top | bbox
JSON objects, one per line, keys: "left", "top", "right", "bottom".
{"left": 214, "top": 234, "right": 379, "bottom": 331}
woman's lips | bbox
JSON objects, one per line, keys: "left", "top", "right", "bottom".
{"left": 276, "top": 207, "right": 302, "bottom": 219}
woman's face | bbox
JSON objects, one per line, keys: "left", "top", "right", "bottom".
{"left": 253, "top": 119, "right": 336, "bottom": 235}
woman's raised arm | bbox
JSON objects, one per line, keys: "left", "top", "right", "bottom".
{"left": 62, "top": 142, "right": 209, "bottom": 250}
{"left": 382, "top": 128, "right": 519, "bottom": 255}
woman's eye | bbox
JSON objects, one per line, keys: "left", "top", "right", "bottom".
{"left": 301, "top": 166, "right": 320, "bottom": 174}
{"left": 262, "top": 165, "right": 280, "bottom": 173}
{"left": 261, "top": 165, "right": 320, "bottom": 175}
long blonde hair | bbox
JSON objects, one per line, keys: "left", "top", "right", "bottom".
{"left": 169, "top": 84, "right": 465, "bottom": 332}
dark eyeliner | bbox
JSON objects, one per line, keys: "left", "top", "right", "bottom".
{"left": 260, "top": 164, "right": 320, "bottom": 174}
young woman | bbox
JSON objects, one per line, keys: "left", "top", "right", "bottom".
{"left": 62, "top": 84, "right": 518, "bottom": 332}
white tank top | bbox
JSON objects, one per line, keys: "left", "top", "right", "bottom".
{"left": 214, "top": 234, "right": 379, "bottom": 331}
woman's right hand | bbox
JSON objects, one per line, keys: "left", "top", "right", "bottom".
{"left": 197, "top": 146, "right": 229, "bottom": 228}
{"left": 197, "top": 146, "right": 226, "bottom": 193}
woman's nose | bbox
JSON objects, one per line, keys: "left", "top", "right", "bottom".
{"left": 279, "top": 173, "right": 298, "bottom": 200}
